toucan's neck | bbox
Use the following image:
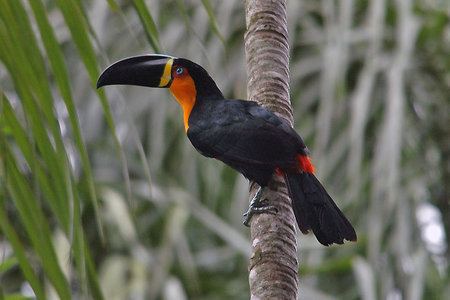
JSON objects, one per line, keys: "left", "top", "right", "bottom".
{"left": 193, "top": 75, "right": 224, "bottom": 100}
{"left": 168, "top": 74, "right": 224, "bottom": 131}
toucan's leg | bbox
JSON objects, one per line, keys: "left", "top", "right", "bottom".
{"left": 242, "top": 186, "right": 278, "bottom": 226}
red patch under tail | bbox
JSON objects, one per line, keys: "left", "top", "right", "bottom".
{"left": 297, "top": 155, "right": 315, "bottom": 173}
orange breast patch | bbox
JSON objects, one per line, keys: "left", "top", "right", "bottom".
{"left": 169, "top": 74, "right": 197, "bottom": 131}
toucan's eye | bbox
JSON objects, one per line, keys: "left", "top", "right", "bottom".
{"left": 175, "top": 67, "right": 184, "bottom": 75}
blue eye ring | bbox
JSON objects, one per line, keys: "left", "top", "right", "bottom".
{"left": 175, "top": 67, "right": 184, "bottom": 75}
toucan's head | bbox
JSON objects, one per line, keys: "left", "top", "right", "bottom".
{"left": 97, "top": 54, "right": 223, "bottom": 130}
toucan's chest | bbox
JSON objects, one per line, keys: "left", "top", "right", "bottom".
{"left": 187, "top": 98, "right": 244, "bottom": 130}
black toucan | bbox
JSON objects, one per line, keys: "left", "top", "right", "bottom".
{"left": 97, "top": 54, "right": 357, "bottom": 246}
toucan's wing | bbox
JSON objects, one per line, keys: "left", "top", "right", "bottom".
{"left": 245, "top": 102, "right": 308, "bottom": 152}
{"left": 187, "top": 100, "right": 306, "bottom": 167}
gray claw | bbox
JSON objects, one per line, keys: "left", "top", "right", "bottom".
{"left": 242, "top": 201, "right": 278, "bottom": 226}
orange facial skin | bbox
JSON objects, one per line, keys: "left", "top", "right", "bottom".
{"left": 169, "top": 66, "right": 197, "bottom": 131}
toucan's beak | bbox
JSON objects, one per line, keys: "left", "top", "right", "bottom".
{"left": 97, "top": 54, "right": 175, "bottom": 89}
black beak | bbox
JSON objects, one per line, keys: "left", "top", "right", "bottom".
{"left": 97, "top": 54, "right": 175, "bottom": 89}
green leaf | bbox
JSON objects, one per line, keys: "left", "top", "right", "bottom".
{"left": 200, "top": 0, "right": 225, "bottom": 44}
{"left": 0, "top": 139, "right": 44, "bottom": 299}
{"left": 3, "top": 147, "right": 72, "bottom": 299}
{"left": 28, "top": 0, "right": 103, "bottom": 242}
{"left": 0, "top": 257, "right": 17, "bottom": 274}
{"left": 105, "top": 0, "right": 120, "bottom": 11}
{"left": 132, "top": 0, "right": 161, "bottom": 52}
{"left": 4, "top": 295, "right": 34, "bottom": 300}
{"left": 55, "top": 0, "right": 132, "bottom": 210}
{"left": 0, "top": 214, "right": 45, "bottom": 300}
{"left": 0, "top": 0, "right": 71, "bottom": 231}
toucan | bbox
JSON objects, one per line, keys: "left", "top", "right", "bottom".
{"left": 97, "top": 54, "right": 357, "bottom": 246}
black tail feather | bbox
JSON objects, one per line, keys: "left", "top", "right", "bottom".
{"left": 285, "top": 173, "right": 357, "bottom": 246}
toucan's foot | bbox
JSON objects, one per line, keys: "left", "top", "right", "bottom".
{"left": 242, "top": 186, "right": 278, "bottom": 227}
{"left": 242, "top": 203, "right": 278, "bottom": 226}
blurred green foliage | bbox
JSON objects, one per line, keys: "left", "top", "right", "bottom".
{"left": 0, "top": 0, "right": 449, "bottom": 299}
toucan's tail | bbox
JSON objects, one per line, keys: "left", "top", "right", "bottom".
{"left": 285, "top": 172, "right": 357, "bottom": 246}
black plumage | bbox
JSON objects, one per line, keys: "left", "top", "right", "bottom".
{"left": 187, "top": 97, "right": 356, "bottom": 245}
{"left": 97, "top": 54, "right": 357, "bottom": 246}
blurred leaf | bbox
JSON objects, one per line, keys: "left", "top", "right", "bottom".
{"left": 105, "top": 0, "right": 119, "bottom": 11}
{"left": 200, "top": 0, "right": 225, "bottom": 44}
{"left": 0, "top": 0, "right": 449, "bottom": 298}
{"left": 55, "top": 0, "right": 132, "bottom": 213}
{"left": 0, "top": 30, "right": 70, "bottom": 232}
{"left": 352, "top": 257, "right": 376, "bottom": 300}
{"left": 3, "top": 147, "right": 71, "bottom": 299}
{"left": 132, "top": 0, "right": 161, "bottom": 52}
{"left": 0, "top": 257, "right": 17, "bottom": 274}
{"left": 3, "top": 295, "right": 34, "bottom": 300}
{"left": 28, "top": 0, "right": 102, "bottom": 240}
{"left": 0, "top": 202, "right": 45, "bottom": 300}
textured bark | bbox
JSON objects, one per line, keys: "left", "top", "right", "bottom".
{"left": 244, "top": 0, "right": 299, "bottom": 299}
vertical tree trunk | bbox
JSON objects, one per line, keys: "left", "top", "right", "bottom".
{"left": 244, "top": 0, "right": 299, "bottom": 299}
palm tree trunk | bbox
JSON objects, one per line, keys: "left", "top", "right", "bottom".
{"left": 244, "top": 0, "right": 299, "bottom": 299}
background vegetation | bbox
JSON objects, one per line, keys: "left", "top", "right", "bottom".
{"left": 0, "top": 0, "right": 449, "bottom": 299}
